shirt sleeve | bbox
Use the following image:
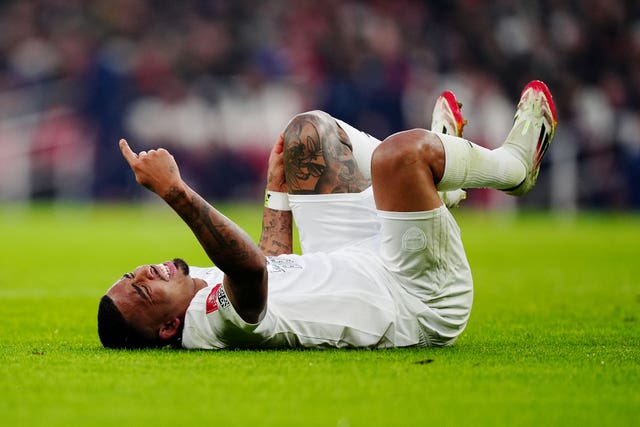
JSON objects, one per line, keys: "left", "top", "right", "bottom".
{"left": 204, "top": 283, "right": 263, "bottom": 347}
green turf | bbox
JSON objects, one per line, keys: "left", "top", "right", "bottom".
{"left": 1, "top": 203, "right": 639, "bottom": 426}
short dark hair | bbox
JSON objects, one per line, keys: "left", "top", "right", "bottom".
{"left": 97, "top": 295, "right": 167, "bottom": 349}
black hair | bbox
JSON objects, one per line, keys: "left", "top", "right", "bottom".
{"left": 97, "top": 295, "right": 171, "bottom": 349}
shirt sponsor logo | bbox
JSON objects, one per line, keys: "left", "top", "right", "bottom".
{"left": 206, "top": 283, "right": 222, "bottom": 314}
{"left": 217, "top": 286, "right": 231, "bottom": 309}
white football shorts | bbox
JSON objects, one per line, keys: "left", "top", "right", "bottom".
{"left": 377, "top": 206, "right": 474, "bottom": 346}
{"left": 288, "top": 187, "right": 381, "bottom": 254}
{"left": 289, "top": 188, "right": 473, "bottom": 346}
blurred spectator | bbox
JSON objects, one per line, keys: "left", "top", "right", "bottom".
{"left": 0, "top": 0, "right": 637, "bottom": 209}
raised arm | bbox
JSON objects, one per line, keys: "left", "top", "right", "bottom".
{"left": 119, "top": 139, "right": 267, "bottom": 323}
{"left": 258, "top": 134, "right": 293, "bottom": 256}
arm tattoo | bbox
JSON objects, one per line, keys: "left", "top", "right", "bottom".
{"left": 259, "top": 208, "right": 293, "bottom": 256}
{"left": 164, "top": 185, "right": 263, "bottom": 276}
{"left": 161, "top": 184, "right": 267, "bottom": 322}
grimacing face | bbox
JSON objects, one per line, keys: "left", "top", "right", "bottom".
{"left": 106, "top": 258, "right": 203, "bottom": 339}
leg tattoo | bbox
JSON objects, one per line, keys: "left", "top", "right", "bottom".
{"left": 283, "top": 113, "right": 368, "bottom": 194}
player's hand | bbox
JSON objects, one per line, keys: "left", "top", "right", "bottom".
{"left": 119, "top": 139, "right": 184, "bottom": 198}
{"left": 266, "top": 133, "right": 287, "bottom": 192}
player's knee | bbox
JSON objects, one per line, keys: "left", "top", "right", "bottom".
{"left": 282, "top": 110, "right": 334, "bottom": 154}
{"left": 289, "top": 110, "right": 332, "bottom": 125}
{"left": 372, "top": 129, "right": 442, "bottom": 178}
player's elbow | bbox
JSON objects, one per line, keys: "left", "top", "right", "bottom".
{"left": 226, "top": 264, "right": 268, "bottom": 324}
{"left": 245, "top": 254, "right": 268, "bottom": 278}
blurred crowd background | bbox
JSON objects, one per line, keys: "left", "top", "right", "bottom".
{"left": 0, "top": 0, "right": 638, "bottom": 209}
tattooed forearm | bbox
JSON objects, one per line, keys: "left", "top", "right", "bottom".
{"left": 164, "top": 185, "right": 188, "bottom": 206}
{"left": 151, "top": 165, "right": 266, "bottom": 322}
{"left": 164, "top": 184, "right": 266, "bottom": 276}
{"left": 259, "top": 208, "right": 293, "bottom": 256}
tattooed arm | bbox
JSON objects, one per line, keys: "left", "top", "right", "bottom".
{"left": 259, "top": 209, "right": 292, "bottom": 256}
{"left": 258, "top": 134, "right": 293, "bottom": 256}
{"left": 119, "top": 139, "right": 267, "bottom": 323}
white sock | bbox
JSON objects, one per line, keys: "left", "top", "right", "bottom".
{"left": 436, "top": 133, "right": 526, "bottom": 191}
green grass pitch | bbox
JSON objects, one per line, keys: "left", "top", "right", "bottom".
{"left": 1, "top": 203, "right": 639, "bottom": 426}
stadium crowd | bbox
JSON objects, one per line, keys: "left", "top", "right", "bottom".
{"left": 0, "top": 0, "right": 638, "bottom": 209}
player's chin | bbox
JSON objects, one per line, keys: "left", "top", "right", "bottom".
{"left": 172, "top": 258, "right": 190, "bottom": 276}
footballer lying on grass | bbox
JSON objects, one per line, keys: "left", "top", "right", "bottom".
{"left": 98, "top": 81, "right": 556, "bottom": 350}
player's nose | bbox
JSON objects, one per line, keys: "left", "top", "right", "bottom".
{"left": 132, "top": 265, "right": 154, "bottom": 280}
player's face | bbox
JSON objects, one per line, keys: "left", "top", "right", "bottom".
{"left": 106, "top": 258, "right": 198, "bottom": 336}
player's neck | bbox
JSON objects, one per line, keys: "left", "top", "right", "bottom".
{"left": 193, "top": 278, "right": 208, "bottom": 294}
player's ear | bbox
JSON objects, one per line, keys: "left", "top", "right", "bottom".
{"left": 159, "top": 317, "right": 181, "bottom": 339}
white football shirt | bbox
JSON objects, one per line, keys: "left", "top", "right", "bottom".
{"left": 181, "top": 247, "right": 424, "bottom": 350}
